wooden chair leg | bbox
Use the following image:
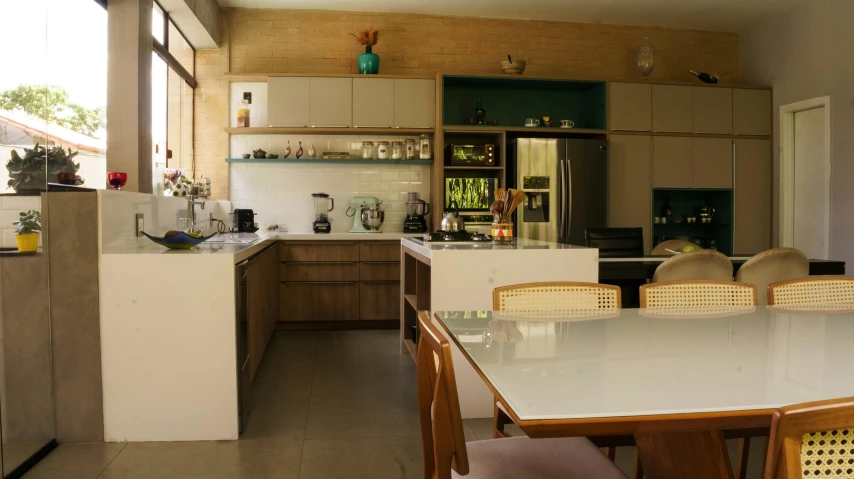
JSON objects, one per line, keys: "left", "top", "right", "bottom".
{"left": 634, "top": 447, "right": 644, "bottom": 479}
{"left": 735, "top": 438, "right": 750, "bottom": 479}
{"left": 492, "top": 398, "right": 512, "bottom": 438}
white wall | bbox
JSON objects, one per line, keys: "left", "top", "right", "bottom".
{"left": 740, "top": 0, "right": 854, "bottom": 268}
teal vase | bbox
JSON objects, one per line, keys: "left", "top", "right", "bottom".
{"left": 358, "top": 46, "right": 380, "bottom": 74}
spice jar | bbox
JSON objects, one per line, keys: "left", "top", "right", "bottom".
{"left": 419, "top": 134, "right": 431, "bottom": 160}
{"left": 391, "top": 141, "right": 404, "bottom": 160}
{"left": 404, "top": 139, "right": 417, "bottom": 160}
{"left": 376, "top": 141, "right": 390, "bottom": 159}
{"left": 361, "top": 141, "right": 374, "bottom": 160}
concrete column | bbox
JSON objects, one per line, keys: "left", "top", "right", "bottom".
{"left": 106, "top": 0, "right": 153, "bottom": 193}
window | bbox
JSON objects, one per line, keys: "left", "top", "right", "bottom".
{"left": 152, "top": 2, "right": 196, "bottom": 194}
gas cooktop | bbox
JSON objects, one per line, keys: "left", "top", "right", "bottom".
{"left": 423, "top": 230, "right": 492, "bottom": 242}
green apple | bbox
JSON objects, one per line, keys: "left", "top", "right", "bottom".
{"left": 682, "top": 245, "right": 697, "bottom": 253}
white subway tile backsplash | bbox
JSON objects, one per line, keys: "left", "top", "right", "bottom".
{"left": 380, "top": 171, "right": 399, "bottom": 181}
{"left": 388, "top": 182, "right": 411, "bottom": 192}
{"left": 360, "top": 172, "right": 379, "bottom": 182}
{"left": 399, "top": 172, "right": 421, "bottom": 181}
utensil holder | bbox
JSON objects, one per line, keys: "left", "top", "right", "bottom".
{"left": 492, "top": 218, "right": 513, "bottom": 244}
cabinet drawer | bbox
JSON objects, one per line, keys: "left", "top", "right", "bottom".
{"left": 360, "top": 262, "right": 400, "bottom": 282}
{"left": 359, "top": 282, "right": 400, "bottom": 320}
{"left": 281, "top": 262, "right": 359, "bottom": 282}
{"left": 280, "top": 242, "right": 359, "bottom": 262}
{"left": 359, "top": 242, "right": 400, "bottom": 262}
{"left": 280, "top": 282, "right": 359, "bottom": 321}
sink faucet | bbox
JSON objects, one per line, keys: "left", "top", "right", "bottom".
{"left": 187, "top": 177, "right": 211, "bottom": 232}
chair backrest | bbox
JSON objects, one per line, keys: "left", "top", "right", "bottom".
{"left": 640, "top": 280, "right": 757, "bottom": 309}
{"left": 764, "top": 397, "right": 854, "bottom": 479}
{"left": 416, "top": 311, "right": 469, "bottom": 479}
{"left": 652, "top": 250, "right": 734, "bottom": 283}
{"left": 493, "top": 282, "right": 621, "bottom": 311}
{"left": 651, "top": 239, "right": 703, "bottom": 256}
{"left": 736, "top": 248, "right": 809, "bottom": 306}
{"left": 768, "top": 276, "right": 854, "bottom": 308}
{"left": 584, "top": 227, "right": 644, "bottom": 258}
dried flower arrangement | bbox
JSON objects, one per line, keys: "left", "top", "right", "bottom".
{"left": 351, "top": 27, "right": 380, "bottom": 46}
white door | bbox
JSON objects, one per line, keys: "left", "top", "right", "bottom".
{"left": 782, "top": 100, "right": 830, "bottom": 260}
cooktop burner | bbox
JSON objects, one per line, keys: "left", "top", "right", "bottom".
{"left": 424, "top": 230, "right": 492, "bottom": 242}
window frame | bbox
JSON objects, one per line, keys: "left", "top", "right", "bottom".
{"left": 152, "top": 1, "right": 196, "bottom": 89}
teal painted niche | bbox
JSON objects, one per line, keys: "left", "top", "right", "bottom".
{"left": 652, "top": 189, "right": 734, "bottom": 255}
{"left": 442, "top": 75, "right": 606, "bottom": 130}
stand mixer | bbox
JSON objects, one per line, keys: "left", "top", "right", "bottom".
{"left": 346, "top": 196, "right": 383, "bottom": 233}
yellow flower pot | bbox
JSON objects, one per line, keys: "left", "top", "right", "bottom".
{"left": 15, "top": 232, "right": 40, "bottom": 252}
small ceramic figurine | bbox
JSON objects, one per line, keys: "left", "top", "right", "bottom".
{"left": 296, "top": 141, "right": 304, "bottom": 159}
{"left": 284, "top": 141, "right": 292, "bottom": 159}
{"left": 308, "top": 144, "right": 316, "bottom": 159}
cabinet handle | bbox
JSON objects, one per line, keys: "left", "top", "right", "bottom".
{"left": 269, "top": 124, "right": 307, "bottom": 128}
{"left": 394, "top": 126, "right": 432, "bottom": 129}
{"left": 354, "top": 125, "right": 392, "bottom": 128}
{"left": 311, "top": 125, "right": 350, "bottom": 128}
{"left": 611, "top": 128, "right": 650, "bottom": 132}
{"left": 282, "top": 281, "right": 357, "bottom": 284}
{"left": 362, "top": 280, "right": 399, "bottom": 284}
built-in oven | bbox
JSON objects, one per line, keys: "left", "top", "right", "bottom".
{"left": 235, "top": 260, "right": 251, "bottom": 433}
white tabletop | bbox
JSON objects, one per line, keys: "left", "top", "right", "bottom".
{"left": 436, "top": 308, "right": 854, "bottom": 422}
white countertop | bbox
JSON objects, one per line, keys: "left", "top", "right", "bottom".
{"left": 401, "top": 236, "right": 591, "bottom": 259}
{"left": 437, "top": 308, "right": 854, "bottom": 421}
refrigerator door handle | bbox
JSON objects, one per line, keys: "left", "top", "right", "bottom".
{"left": 565, "top": 157, "right": 573, "bottom": 241}
{"left": 559, "top": 160, "right": 567, "bottom": 240}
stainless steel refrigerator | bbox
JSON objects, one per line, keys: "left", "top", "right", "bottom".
{"left": 511, "top": 138, "right": 608, "bottom": 245}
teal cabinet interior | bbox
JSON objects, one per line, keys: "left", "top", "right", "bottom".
{"left": 441, "top": 75, "right": 607, "bottom": 129}
{"left": 652, "top": 189, "right": 734, "bottom": 255}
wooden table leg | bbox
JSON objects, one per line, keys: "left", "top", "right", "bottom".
{"left": 634, "top": 429, "right": 734, "bottom": 479}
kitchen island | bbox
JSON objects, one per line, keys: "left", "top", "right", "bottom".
{"left": 400, "top": 236, "right": 599, "bottom": 418}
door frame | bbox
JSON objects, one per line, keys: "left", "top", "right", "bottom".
{"left": 779, "top": 96, "right": 832, "bottom": 258}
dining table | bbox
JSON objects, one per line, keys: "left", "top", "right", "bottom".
{"left": 434, "top": 307, "right": 854, "bottom": 479}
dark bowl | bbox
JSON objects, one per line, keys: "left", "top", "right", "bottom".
{"left": 141, "top": 231, "right": 217, "bottom": 249}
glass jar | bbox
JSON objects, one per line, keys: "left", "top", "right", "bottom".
{"left": 376, "top": 141, "right": 390, "bottom": 159}
{"left": 361, "top": 141, "right": 374, "bottom": 160}
{"left": 404, "top": 139, "right": 417, "bottom": 159}
{"left": 491, "top": 220, "right": 513, "bottom": 244}
{"left": 236, "top": 99, "right": 250, "bottom": 127}
{"left": 419, "top": 134, "right": 431, "bottom": 160}
{"left": 391, "top": 141, "right": 404, "bottom": 159}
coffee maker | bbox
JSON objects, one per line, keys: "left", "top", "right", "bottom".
{"left": 403, "top": 192, "right": 430, "bottom": 233}
{"left": 312, "top": 193, "right": 334, "bottom": 233}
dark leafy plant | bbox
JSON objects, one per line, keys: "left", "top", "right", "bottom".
{"left": 6, "top": 143, "right": 81, "bottom": 191}
{"left": 13, "top": 210, "right": 41, "bottom": 235}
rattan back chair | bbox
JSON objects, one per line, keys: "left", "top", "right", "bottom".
{"left": 764, "top": 397, "right": 854, "bottom": 479}
{"left": 493, "top": 282, "right": 622, "bottom": 312}
{"left": 640, "top": 280, "right": 758, "bottom": 310}
{"left": 768, "top": 276, "right": 854, "bottom": 309}
{"left": 651, "top": 240, "right": 703, "bottom": 256}
{"left": 652, "top": 250, "right": 733, "bottom": 283}
{"left": 736, "top": 248, "right": 809, "bottom": 306}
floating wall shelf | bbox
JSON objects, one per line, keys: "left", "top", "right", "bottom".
{"left": 224, "top": 127, "right": 435, "bottom": 135}
{"left": 225, "top": 158, "right": 434, "bottom": 165}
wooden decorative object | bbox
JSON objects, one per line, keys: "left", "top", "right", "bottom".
{"left": 640, "top": 280, "right": 757, "bottom": 310}
{"left": 493, "top": 281, "right": 621, "bottom": 311}
{"left": 768, "top": 276, "right": 854, "bottom": 309}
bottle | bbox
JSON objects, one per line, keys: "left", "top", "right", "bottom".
{"left": 475, "top": 97, "right": 486, "bottom": 125}
{"left": 236, "top": 99, "right": 250, "bottom": 127}
{"left": 663, "top": 197, "right": 673, "bottom": 220}
{"left": 419, "top": 134, "right": 431, "bottom": 160}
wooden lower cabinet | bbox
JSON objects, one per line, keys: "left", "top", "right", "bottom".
{"left": 247, "top": 244, "right": 279, "bottom": 383}
{"left": 359, "top": 281, "right": 400, "bottom": 320}
{"left": 280, "top": 282, "right": 359, "bottom": 321}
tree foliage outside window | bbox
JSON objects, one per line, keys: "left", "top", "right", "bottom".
{"left": 0, "top": 85, "right": 105, "bottom": 138}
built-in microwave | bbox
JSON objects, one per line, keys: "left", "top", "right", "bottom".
{"left": 446, "top": 144, "right": 496, "bottom": 166}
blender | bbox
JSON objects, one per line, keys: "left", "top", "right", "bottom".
{"left": 312, "top": 193, "right": 334, "bottom": 233}
{"left": 403, "top": 192, "right": 430, "bottom": 233}
{"left": 346, "top": 196, "right": 382, "bottom": 233}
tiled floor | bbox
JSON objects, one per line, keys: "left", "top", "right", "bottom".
{"left": 22, "top": 330, "right": 765, "bottom": 478}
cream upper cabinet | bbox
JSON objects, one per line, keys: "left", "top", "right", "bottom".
{"left": 734, "top": 139, "right": 772, "bottom": 253}
{"left": 353, "top": 78, "right": 394, "bottom": 128}
{"left": 267, "top": 77, "right": 310, "bottom": 127}
{"left": 609, "top": 135, "right": 652, "bottom": 253}
{"left": 609, "top": 83, "right": 651, "bottom": 131}
{"left": 693, "top": 88, "right": 733, "bottom": 134}
{"left": 652, "top": 137, "right": 693, "bottom": 188}
{"left": 733, "top": 89, "right": 771, "bottom": 136}
{"left": 309, "top": 77, "right": 353, "bottom": 127}
{"left": 393, "top": 79, "right": 435, "bottom": 128}
{"left": 692, "top": 138, "right": 732, "bottom": 189}
{"left": 652, "top": 85, "right": 693, "bottom": 133}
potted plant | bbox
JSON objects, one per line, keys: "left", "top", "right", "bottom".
{"left": 12, "top": 210, "right": 41, "bottom": 252}
{"left": 352, "top": 27, "right": 381, "bottom": 74}
{"left": 6, "top": 143, "right": 82, "bottom": 192}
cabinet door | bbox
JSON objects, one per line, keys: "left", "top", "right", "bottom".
{"left": 734, "top": 139, "right": 772, "bottom": 254}
{"left": 280, "top": 262, "right": 359, "bottom": 282}
{"left": 353, "top": 78, "right": 394, "bottom": 128}
{"left": 652, "top": 85, "right": 693, "bottom": 133}
{"left": 393, "top": 79, "right": 435, "bottom": 128}
{"left": 359, "top": 282, "right": 400, "bottom": 320}
{"left": 247, "top": 245, "right": 279, "bottom": 383}
{"left": 693, "top": 87, "right": 732, "bottom": 134}
{"left": 652, "top": 137, "right": 693, "bottom": 188}
{"left": 280, "top": 282, "right": 359, "bottom": 321}
{"left": 692, "top": 138, "right": 733, "bottom": 189}
{"left": 609, "top": 135, "right": 652, "bottom": 253}
{"left": 267, "top": 77, "right": 310, "bottom": 127}
{"left": 359, "top": 242, "right": 400, "bottom": 262}
{"left": 309, "top": 77, "right": 353, "bottom": 127}
{"left": 609, "top": 83, "right": 651, "bottom": 132}
{"left": 280, "top": 242, "right": 359, "bottom": 262}
{"left": 733, "top": 89, "right": 771, "bottom": 136}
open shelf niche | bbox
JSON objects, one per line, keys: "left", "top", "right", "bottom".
{"left": 652, "top": 189, "right": 734, "bottom": 255}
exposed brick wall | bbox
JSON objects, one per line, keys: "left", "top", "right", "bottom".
{"left": 195, "top": 7, "right": 740, "bottom": 200}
